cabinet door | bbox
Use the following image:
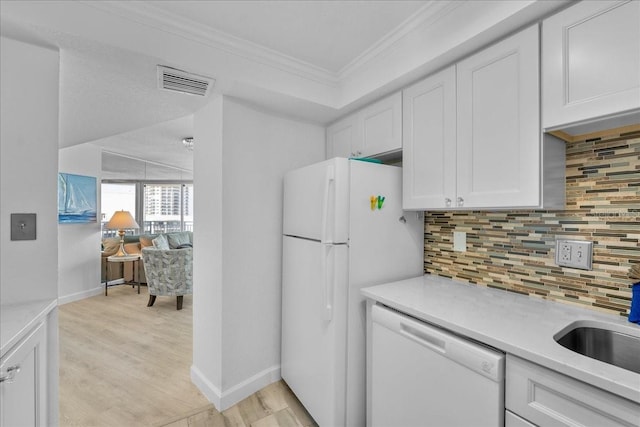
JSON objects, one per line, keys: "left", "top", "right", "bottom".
{"left": 360, "top": 92, "right": 402, "bottom": 157}
{"left": 0, "top": 322, "right": 47, "bottom": 427}
{"left": 402, "top": 66, "right": 456, "bottom": 210}
{"left": 327, "top": 115, "right": 360, "bottom": 158}
{"left": 543, "top": 0, "right": 640, "bottom": 130}
{"left": 457, "top": 24, "right": 540, "bottom": 208}
{"left": 506, "top": 355, "right": 640, "bottom": 427}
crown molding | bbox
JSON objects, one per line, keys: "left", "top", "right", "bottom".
{"left": 338, "top": 0, "right": 462, "bottom": 79}
{"left": 82, "top": 1, "right": 466, "bottom": 91}
{"left": 82, "top": 0, "right": 340, "bottom": 87}
{"left": 78, "top": 1, "right": 479, "bottom": 103}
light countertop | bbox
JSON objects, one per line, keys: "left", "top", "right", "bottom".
{"left": 1, "top": 299, "right": 57, "bottom": 356}
{"left": 362, "top": 274, "right": 640, "bottom": 404}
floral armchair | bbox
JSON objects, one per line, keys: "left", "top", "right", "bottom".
{"left": 141, "top": 247, "right": 193, "bottom": 310}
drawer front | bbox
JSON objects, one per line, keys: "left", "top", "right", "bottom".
{"left": 505, "top": 410, "right": 536, "bottom": 427}
{"left": 506, "top": 355, "right": 640, "bottom": 427}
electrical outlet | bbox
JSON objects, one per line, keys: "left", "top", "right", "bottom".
{"left": 559, "top": 242, "right": 572, "bottom": 262}
{"left": 555, "top": 239, "right": 593, "bottom": 270}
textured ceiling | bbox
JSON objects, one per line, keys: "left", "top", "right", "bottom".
{"left": 59, "top": 43, "right": 209, "bottom": 148}
{"left": 92, "top": 116, "right": 194, "bottom": 179}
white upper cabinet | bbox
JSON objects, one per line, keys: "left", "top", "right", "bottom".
{"left": 360, "top": 92, "right": 402, "bottom": 157}
{"left": 327, "top": 115, "right": 360, "bottom": 158}
{"left": 404, "top": 25, "right": 565, "bottom": 211}
{"left": 542, "top": 0, "right": 640, "bottom": 130}
{"left": 327, "top": 92, "right": 402, "bottom": 159}
{"left": 403, "top": 66, "right": 456, "bottom": 210}
{"left": 457, "top": 25, "right": 542, "bottom": 209}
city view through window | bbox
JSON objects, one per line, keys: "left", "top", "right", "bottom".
{"left": 101, "top": 182, "right": 193, "bottom": 238}
{"left": 143, "top": 183, "right": 193, "bottom": 234}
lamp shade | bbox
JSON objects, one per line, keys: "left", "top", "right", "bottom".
{"left": 106, "top": 210, "right": 139, "bottom": 230}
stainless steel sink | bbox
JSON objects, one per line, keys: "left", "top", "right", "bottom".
{"left": 555, "top": 323, "right": 640, "bottom": 374}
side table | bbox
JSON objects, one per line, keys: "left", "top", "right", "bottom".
{"left": 105, "top": 254, "right": 141, "bottom": 296}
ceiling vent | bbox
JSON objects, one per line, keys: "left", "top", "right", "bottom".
{"left": 157, "top": 65, "right": 214, "bottom": 97}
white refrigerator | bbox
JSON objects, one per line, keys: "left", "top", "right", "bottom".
{"left": 281, "top": 157, "right": 423, "bottom": 427}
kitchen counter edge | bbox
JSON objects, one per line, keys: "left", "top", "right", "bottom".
{"left": 1, "top": 299, "right": 57, "bottom": 357}
{"left": 362, "top": 274, "right": 640, "bottom": 404}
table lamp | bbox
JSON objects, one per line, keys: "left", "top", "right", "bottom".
{"left": 106, "top": 210, "right": 139, "bottom": 257}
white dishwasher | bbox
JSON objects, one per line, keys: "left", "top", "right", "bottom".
{"left": 369, "top": 304, "right": 505, "bottom": 427}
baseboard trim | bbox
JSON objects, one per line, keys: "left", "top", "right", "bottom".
{"left": 191, "top": 364, "right": 281, "bottom": 411}
{"left": 58, "top": 286, "right": 104, "bottom": 305}
{"left": 190, "top": 365, "right": 222, "bottom": 409}
{"left": 221, "top": 365, "right": 281, "bottom": 410}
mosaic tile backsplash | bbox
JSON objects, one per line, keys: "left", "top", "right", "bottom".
{"left": 424, "top": 131, "right": 640, "bottom": 317}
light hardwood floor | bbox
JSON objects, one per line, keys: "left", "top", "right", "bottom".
{"left": 59, "top": 284, "right": 316, "bottom": 426}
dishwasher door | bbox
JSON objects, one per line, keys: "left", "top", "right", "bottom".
{"left": 370, "top": 304, "right": 505, "bottom": 427}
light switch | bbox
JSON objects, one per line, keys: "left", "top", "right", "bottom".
{"left": 453, "top": 231, "right": 466, "bottom": 252}
{"left": 11, "top": 213, "right": 37, "bottom": 241}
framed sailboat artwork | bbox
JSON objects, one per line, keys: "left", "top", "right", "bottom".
{"left": 58, "top": 173, "right": 97, "bottom": 224}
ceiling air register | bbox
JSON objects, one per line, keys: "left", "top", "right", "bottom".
{"left": 157, "top": 65, "right": 214, "bottom": 97}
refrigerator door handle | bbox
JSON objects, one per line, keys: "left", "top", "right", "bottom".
{"left": 321, "top": 244, "right": 334, "bottom": 321}
{"left": 320, "top": 165, "right": 335, "bottom": 244}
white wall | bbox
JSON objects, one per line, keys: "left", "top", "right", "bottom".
{"left": 58, "top": 144, "right": 103, "bottom": 304}
{"left": 192, "top": 97, "right": 224, "bottom": 396}
{"left": 0, "top": 36, "right": 59, "bottom": 305}
{"left": 192, "top": 97, "right": 325, "bottom": 409}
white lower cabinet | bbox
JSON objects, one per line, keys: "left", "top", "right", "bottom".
{"left": 505, "top": 410, "right": 536, "bottom": 427}
{"left": 0, "top": 321, "right": 47, "bottom": 427}
{"left": 506, "top": 355, "right": 640, "bottom": 427}
{"left": 403, "top": 24, "right": 565, "bottom": 210}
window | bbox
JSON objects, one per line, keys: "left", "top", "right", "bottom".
{"left": 101, "top": 181, "right": 193, "bottom": 238}
{"left": 183, "top": 184, "right": 193, "bottom": 231}
{"left": 143, "top": 183, "right": 193, "bottom": 234}
{"left": 101, "top": 183, "right": 136, "bottom": 238}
